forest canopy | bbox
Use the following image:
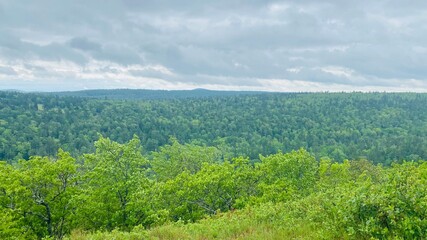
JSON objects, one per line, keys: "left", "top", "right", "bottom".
{"left": 1, "top": 90, "right": 427, "bottom": 239}
{"left": 1, "top": 136, "right": 427, "bottom": 239}
{"left": 0, "top": 91, "right": 426, "bottom": 165}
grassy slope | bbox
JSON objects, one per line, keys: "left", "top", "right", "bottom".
{"left": 67, "top": 202, "right": 338, "bottom": 240}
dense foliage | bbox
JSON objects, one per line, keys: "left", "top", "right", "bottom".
{"left": 1, "top": 90, "right": 427, "bottom": 239}
{"left": 1, "top": 91, "right": 426, "bottom": 165}
{"left": 1, "top": 137, "right": 427, "bottom": 239}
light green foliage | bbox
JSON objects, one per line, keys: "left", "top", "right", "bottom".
{"left": 149, "top": 157, "right": 257, "bottom": 223}
{"left": 184, "top": 159, "right": 253, "bottom": 215}
{"left": 150, "top": 138, "right": 221, "bottom": 181}
{"left": 318, "top": 158, "right": 352, "bottom": 187}
{"left": 152, "top": 172, "right": 205, "bottom": 222}
{"left": 76, "top": 202, "right": 329, "bottom": 240}
{"left": 2, "top": 134, "right": 427, "bottom": 239}
{"left": 0, "top": 150, "right": 77, "bottom": 239}
{"left": 140, "top": 160, "right": 427, "bottom": 240}
{"left": 0, "top": 162, "right": 31, "bottom": 239}
{"left": 340, "top": 162, "right": 427, "bottom": 239}
{"left": 74, "top": 136, "right": 149, "bottom": 231}
{"left": 281, "top": 160, "right": 427, "bottom": 239}
{"left": 256, "top": 149, "right": 318, "bottom": 202}
{"left": 0, "top": 209, "right": 29, "bottom": 239}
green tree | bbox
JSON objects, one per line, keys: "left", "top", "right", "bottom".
{"left": 150, "top": 138, "right": 221, "bottom": 181}
{"left": 150, "top": 157, "right": 257, "bottom": 222}
{"left": 74, "top": 136, "right": 149, "bottom": 231}
{"left": 0, "top": 150, "right": 77, "bottom": 239}
{"left": 256, "top": 149, "right": 318, "bottom": 202}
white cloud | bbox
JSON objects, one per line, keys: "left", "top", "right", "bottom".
{"left": 286, "top": 67, "right": 302, "bottom": 73}
{"left": 259, "top": 78, "right": 427, "bottom": 92}
{"left": 319, "top": 66, "right": 354, "bottom": 78}
{"left": 268, "top": 3, "right": 290, "bottom": 14}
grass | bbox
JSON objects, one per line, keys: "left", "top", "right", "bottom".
{"left": 67, "top": 202, "right": 340, "bottom": 240}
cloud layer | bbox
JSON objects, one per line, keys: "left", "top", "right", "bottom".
{"left": 1, "top": 0, "right": 427, "bottom": 92}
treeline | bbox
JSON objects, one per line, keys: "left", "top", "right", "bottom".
{"left": 1, "top": 138, "right": 427, "bottom": 239}
{"left": 48, "top": 88, "right": 261, "bottom": 100}
{"left": 1, "top": 91, "right": 426, "bottom": 165}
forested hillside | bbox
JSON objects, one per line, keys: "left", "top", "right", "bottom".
{"left": 1, "top": 91, "right": 427, "bottom": 239}
{"left": 1, "top": 137, "right": 427, "bottom": 239}
{"left": 0, "top": 91, "right": 426, "bottom": 165}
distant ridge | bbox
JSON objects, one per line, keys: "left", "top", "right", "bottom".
{"left": 0, "top": 89, "right": 25, "bottom": 93}
{"left": 46, "top": 88, "right": 266, "bottom": 100}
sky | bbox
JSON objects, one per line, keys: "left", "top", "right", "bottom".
{"left": 1, "top": 0, "right": 427, "bottom": 92}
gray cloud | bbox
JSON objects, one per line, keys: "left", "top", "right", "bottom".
{"left": 0, "top": 66, "right": 17, "bottom": 76}
{"left": 69, "top": 37, "right": 101, "bottom": 52}
{"left": 1, "top": 0, "right": 427, "bottom": 91}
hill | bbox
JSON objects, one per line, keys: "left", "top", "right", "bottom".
{"left": 0, "top": 91, "right": 426, "bottom": 164}
{"left": 46, "top": 88, "right": 264, "bottom": 100}
{"left": 1, "top": 91, "right": 427, "bottom": 239}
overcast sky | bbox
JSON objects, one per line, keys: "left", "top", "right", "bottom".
{"left": 1, "top": 0, "right": 427, "bottom": 92}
